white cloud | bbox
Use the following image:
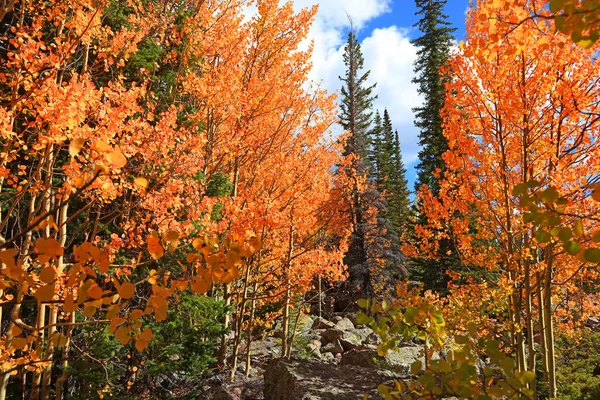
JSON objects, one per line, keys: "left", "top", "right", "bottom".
{"left": 362, "top": 27, "right": 422, "bottom": 165}
{"left": 295, "top": 1, "right": 423, "bottom": 168}
{"left": 242, "top": 1, "right": 423, "bottom": 181}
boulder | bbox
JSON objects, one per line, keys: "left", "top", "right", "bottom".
{"left": 320, "top": 329, "right": 344, "bottom": 344}
{"left": 307, "top": 339, "right": 322, "bottom": 353}
{"left": 247, "top": 337, "right": 281, "bottom": 357}
{"left": 334, "top": 317, "right": 355, "bottom": 331}
{"left": 364, "top": 332, "right": 382, "bottom": 345}
{"left": 321, "top": 340, "right": 343, "bottom": 355}
{"left": 264, "top": 358, "right": 401, "bottom": 400}
{"left": 340, "top": 346, "right": 432, "bottom": 374}
{"left": 312, "top": 317, "right": 336, "bottom": 330}
{"left": 338, "top": 331, "right": 363, "bottom": 352}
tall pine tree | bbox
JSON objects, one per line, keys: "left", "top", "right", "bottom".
{"left": 373, "top": 109, "right": 411, "bottom": 279}
{"left": 412, "top": 0, "right": 455, "bottom": 196}
{"left": 338, "top": 29, "right": 378, "bottom": 298}
{"left": 411, "top": 0, "right": 458, "bottom": 292}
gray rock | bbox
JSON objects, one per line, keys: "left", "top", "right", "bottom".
{"left": 264, "top": 358, "right": 402, "bottom": 400}
{"left": 339, "top": 331, "right": 363, "bottom": 352}
{"left": 299, "top": 329, "right": 326, "bottom": 343}
{"left": 364, "top": 332, "right": 382, "bottom": 345}
{"left": 299, "top": 314, "right": 316, "bottom": 333}
{"left": 247, "top": 337, "right": 281, "bottom": 357}
{"left": 334, "top": 317, "right": 355, "bottom": 331}
{"left": 347, "top": 327, "right": 373, "bottom": 343}
{"left": 320, "top": 329, "right": 344, "bottom": 345}
{"left": 307, "top": 339, "right": 322, "bottom": 353}
{"left": 340, "top": 346, "right": 432, "bottom": 374}
{"left": 312, "top": 317, "right": 336, "bottom": 330}
{"left": 321, "top": 340, "right": 343, "bottom": 354}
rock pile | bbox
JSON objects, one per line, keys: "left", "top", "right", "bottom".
{"left": 297, "top": 314, "right": 430, "bottom": 375}
{"left": 195, "top": 313, "right": 429, "bottom": 399}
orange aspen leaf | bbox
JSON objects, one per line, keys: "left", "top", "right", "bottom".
{"left": 69, "top": 138, "right": 85, "bottom": 156}
{"left": 118, "top": 282, "right": 135, "bottom": 299}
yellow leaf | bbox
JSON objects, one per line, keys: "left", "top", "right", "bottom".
{"left": 35, "top": 237, "right": 64, "bottom": 264}
{"left": 106, "top": 151, "right": 127, "bottom": 168}
{"left": 134, "top": 177, "right": 148, "bottom": 188}
{"left": 186, "top": 253, "right": 200, "bottom": 263}
{"left": 51, "top": 333, "right": 68, "bottom": 348}
{"left": 95, "top": 140, "right": 111, "bottom": 153}
{"left": 592, "top": 186, "right": 600, "bottom": 202}
{"left": 574, "top": 219, "right": 584, "bottom": 237}
{"left": 139, "top": 328, "right": 152, "bottom": 341}
{"left": 147, "top": 237, "right": 164, "bottom": 260}
{"left": 130, "top": 309, "right": 144, "bottom": 320}
{"left": 192, "top": 238, "right": 204, "bottom": 251}
{"left": 165, "top": 231, "right": 179, "bottom": 242}
{"left": 579, "top": 39, "right": 594, "bottom": 49}
{"left": 135, "top": 339, "right": 148, "bottom": 351}
{"left": 106, "top": 304, "right": 120, "bottom": 319}
{"left": 119, "top": 282, "right": 135, "bottom": 299}
{"left": 69, "top": 138, "right": 85, "bottom": 156}
{"left": 83, "top": 305, "right": 97, "bottom": 317}
{"left": 39, "top": 267, "right": 56, "bottom": 284}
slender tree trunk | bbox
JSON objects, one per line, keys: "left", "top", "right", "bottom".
{"left": 543, "top": 247, "right": 556, "bottom": 397}
{"left": 537, "top": 270, "right": 549, "bottom": 384}
{"left": 230, "top": 258, "right": 253, "bottom": 382}
{"left": 281, "top": 224, "right": 294, "bottom": 357}
{"left": 54, "top": 313, "right": 74, "bottom": 400}
{"left": 317, "top": 275, "right": 322, "bottom": 320}
{"left": 245, "top": 281, "right": 258, "bottom": 378}
{"left": 217, "top": 284, "right": 232, "bottom": 367}
{"left": 286, "top": 300, "right": 303, "bottom": 359}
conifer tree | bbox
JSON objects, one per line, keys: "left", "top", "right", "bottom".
{"left": 411, "top": 0, "right": 455, "bottom": 195}
{"left": 389, "top": 128, "right": 411, "bottom": 235}
{"left": 410, "top": 0, "right": 457, "bottom": 292}
{"left": 338, "top": 28, "right": 378, "bottom": 297}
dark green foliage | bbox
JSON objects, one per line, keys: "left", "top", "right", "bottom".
{"left": 410, "top": 0, "right": 458, "bottom": 293}
{"left": 369, "top": 109, "right": 411, "bottom": 278}
{"left": 338, "top": 29, "right": 378, "bottom": 297}
{"left": 66, "top": 294, "right": 230, "bottom": 400}
{"left": 372, "top": 110, "right": 411, "bottom": 235}
{"left": 338, "top": 29, "right": 412, "bottom": 295}
{"left": 550, "top": 332, "right": 600, "bottom": 400}
{"left": 206, "top": 172, "right": 233, "bottom": 197}
{"left": 143, "top": 292, "right": 232, "bottom": 380}
{"left": 339, "top": 30, "right": 377, "bottom": 166}
{"left": 411, "top": 0, "right": 455, "bottom": 195}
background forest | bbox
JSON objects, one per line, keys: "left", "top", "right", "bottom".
{"left": 1, "top": 0, "right": 600, "bottom": 399}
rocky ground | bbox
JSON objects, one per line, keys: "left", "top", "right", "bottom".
{"left": 194, "top": 312, "right": 430, "bottom": 400}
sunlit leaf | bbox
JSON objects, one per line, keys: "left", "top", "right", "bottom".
{"left": 69, "top": 138, "right": 85, "bottom": 156}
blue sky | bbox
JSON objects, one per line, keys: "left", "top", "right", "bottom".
{"left": 363, "top": 0, "right": 468, "bottom": 42}
{"left": 293, "top": 0, "right": 470, "bottom": 191}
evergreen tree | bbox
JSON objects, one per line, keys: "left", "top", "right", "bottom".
{"left": 411, "top": 0, "right": 456, "bottom": 196}
{"left": 410, "top": 0, "right": 458, "bottom": 292}
{"left": 338, "top": 29, "right": 378, "bottom": 298}
{"left": 390, "top": 129, "right": 411, "bottom": 235}
{"left": 339, "top": 30, "right": 377, "bottom": 166}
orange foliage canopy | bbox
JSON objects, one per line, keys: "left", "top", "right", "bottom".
{"left": 0, "top": 0, "right": 348, "bottom": 389}
{"left": 418, "top": 0, "right": 600, "bottom": 337}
